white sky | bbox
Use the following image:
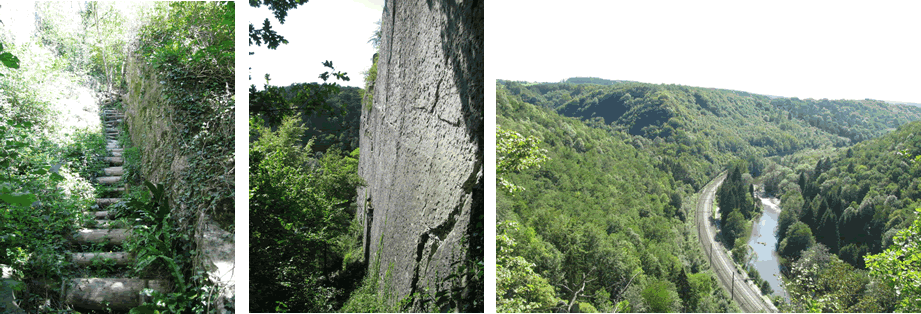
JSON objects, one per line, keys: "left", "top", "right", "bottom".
{"left": 490, "top": 1, "right": 921, "bottom": 103}
{"left": 247, "top": 0, "right": 384, "bottom": 89}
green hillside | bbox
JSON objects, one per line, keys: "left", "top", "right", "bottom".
{"left": 497, "top": 83, "right": 736, "bottom": 312}
{"left": 498, "top": 78, "right": 921, "bottom": 313}
{"left": 500, "top": 80, "right": 921, "bottom": 189}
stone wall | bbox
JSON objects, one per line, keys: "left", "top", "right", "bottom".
{"left": 123, "top": 53, "right": 234, "bottom": 309}
{"left": 356, "top": 0, "right": 483, "bottom": 306}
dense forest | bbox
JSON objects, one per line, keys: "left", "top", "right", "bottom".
{"left": 500, "top": 80, "right": 921, "bottom": 190}
{"left": 497, "top": 84, "right": 736, "bottom": 312}
{"left": 497, "top": 78, "right": 921, "bottom": 312}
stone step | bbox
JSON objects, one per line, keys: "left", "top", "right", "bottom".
{"left": 103, "top": 157, "right": 123, "bottom": 165}
{"left": 109, "top": 150, "right": 123, "bottom": 157}
{"left": 95, "top": 198, "right": 122, "bottom": 207}
{"left": 88, "top": 219, "right": 129, "bottom": 228}
{"left": 106, "top": 143, "right": 121, "bottom": 150}
{"left": 97, "top": 176, "right": 122, "bottom": 184}
{"left": 86, "top": 211, "right": 114, "bottom": 219}
{"left": 65, "top": 278, "right": 168, "bottom": 310}
{"left": 102, "top": 167, "right": 124, "bottom": 176}
{"left": 72, "top": 229, "right": 129, "bottom": 246}
{"left": 107, "top": 148, "right": 124, "bottom": 153}
{"left": 70, "top": 252, "right": 133, "bottom": 266}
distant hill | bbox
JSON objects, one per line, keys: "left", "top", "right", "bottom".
{"left": 564, "top": 77, "right": 632, "bottom": 85}
{"left": 500, "top": 79, "right": 921, "bottom": 188}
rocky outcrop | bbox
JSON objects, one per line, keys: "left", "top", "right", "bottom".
{"left": 356, "top": 0, "right": 483, "bottom": 308}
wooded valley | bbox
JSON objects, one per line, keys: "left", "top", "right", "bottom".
{"left": 497, "top": 78, "right": 921, "bottom": 312}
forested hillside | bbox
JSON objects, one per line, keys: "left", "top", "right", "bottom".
{"left": 497, "top": 84, "right": 737, "bottom": 312}
{"left": 776, "top": 120, "right": 921, "bottom": 268}
{"left": 498, "top": 77, "right": 921, "bottom": 313}
{"left": 250, "top": 83, "right": 363, "bottom": 153}
{"left": 757, "top": 121, "right": 921, "bottom": 312}
{"left": 500, "top": 80, "right": 921, "bottom": 190}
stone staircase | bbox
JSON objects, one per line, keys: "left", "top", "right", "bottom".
{"left": 62, "top": 108, "right": 168, "bottom": 310}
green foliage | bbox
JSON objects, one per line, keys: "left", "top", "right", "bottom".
{"left": 497, "top": 83, "right": 733, "bottom": 312}
{"left": 776, "top": 120, "right": 921, "bottom": 269}
{"left": 780, "top": 244, "right": 878, "bottom": 312}
{"left": 249, "top": 0, "right": 308, "bottom": 50}
{"left": 717, "top": 162, "right": 758, "bottom": 229}
{"left": 779, "top": 221, "right": 816, "bottom": 260}
{"left": 362, "top": 54, "right": 379, "bottom": 111}
{"left": 722, "top": 210, "right": 748, "bottom": 250}
{"left": 496, "top": 124, "right": 548, "bottom": 193}
{"left": 496, "top": 221, "right": 558, "bottom": 312}
{"left": 0, "top": 111, "right": 106, "bottom": 312}
{"left": 250, "top": 115, "right": 364, "bottom": 312}
{"left": 122, "top": 182, "right": 209, "bottom": 313}
{"left": 499, "top": 79, "right": 921, "bottom": 191}
{"left": 641, "top": 278, "right": 681, "bottom": 312}
{"left": 259, "top": 85, "right": 364, "bottom": 153}
{"left": 135, "top": 0, "right": 235, "bottom": 230}
{"left": 339, "top": 258, "right": 405, "bottom": 313}
{"left": 0, "top": 43, "right": 20, "bottom": 70}
{"left": 250, "top": 69, "right": 349, "bottom": 126}
{"left": 138, "top": 2, "right": 234, "bottom": 92}
{"left": 865, "top": 208, "right": 921, "bottom": 312}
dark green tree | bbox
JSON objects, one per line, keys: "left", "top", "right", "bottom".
{"left": 676, "top": 268, "right": 693, "bottom": 310}
{"left": 779, "top": 221, "right": 816, "bottom": 259}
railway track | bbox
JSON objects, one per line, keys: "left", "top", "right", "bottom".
{"left": 695, "top": 173, "right": 776, "bottom": 313}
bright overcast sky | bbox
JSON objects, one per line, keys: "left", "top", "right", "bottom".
{"left": 247, "top": 0, "right": 384, "bottom": 89}
{"left": 491, "top": 1, "right": 921, "bottom": 103}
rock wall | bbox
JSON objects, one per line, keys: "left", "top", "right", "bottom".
{"left": 123, "top": 53, "right": 234, "bottom": 309}
{"left": 356, "top": 0, "right": 483, "bottom": 306}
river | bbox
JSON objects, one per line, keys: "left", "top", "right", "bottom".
{"left": 748, "top": 194, "right": 790, "bottom": 301}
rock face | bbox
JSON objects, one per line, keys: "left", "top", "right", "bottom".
{"left": 356, "top": 0, "right": 483, "bottom": 307}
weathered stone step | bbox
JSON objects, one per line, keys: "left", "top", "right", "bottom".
{"left": 87, "top": 219, "right": 129, "bottom": 228}
{"left": 95, "top": 198, "right": 122, "bottom": 207}
{"left": 97, "top": 176, "right": 122, "bottom": 184}
{"left": 103, "top": 156, "right": 123, "bottom": 165}
{"left": 107, "top": 148, "right": 124, "bottom": 153}
{"left": 72, "top": 229, "right": 129, "bottom": 246}
{"left": 86, "top": 211, "right": 114, "bottom": 219}
{"left": 70, "top": 252, "right": 133, "bottom": 266}
{"left": 106, "top": 142, "right": 121, "bottom": 150}
{"left": 65, "top": 278, "right": 168, "bottom": 310}
{"left": 108, "top": 150, "right": 123, "bottom": 157}
{"left": 102, "top": 167, "right": 123, "bottom": 176}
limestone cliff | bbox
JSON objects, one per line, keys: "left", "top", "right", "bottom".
{"left": 356, "top": 0, "right": 483, "bottom": 308}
